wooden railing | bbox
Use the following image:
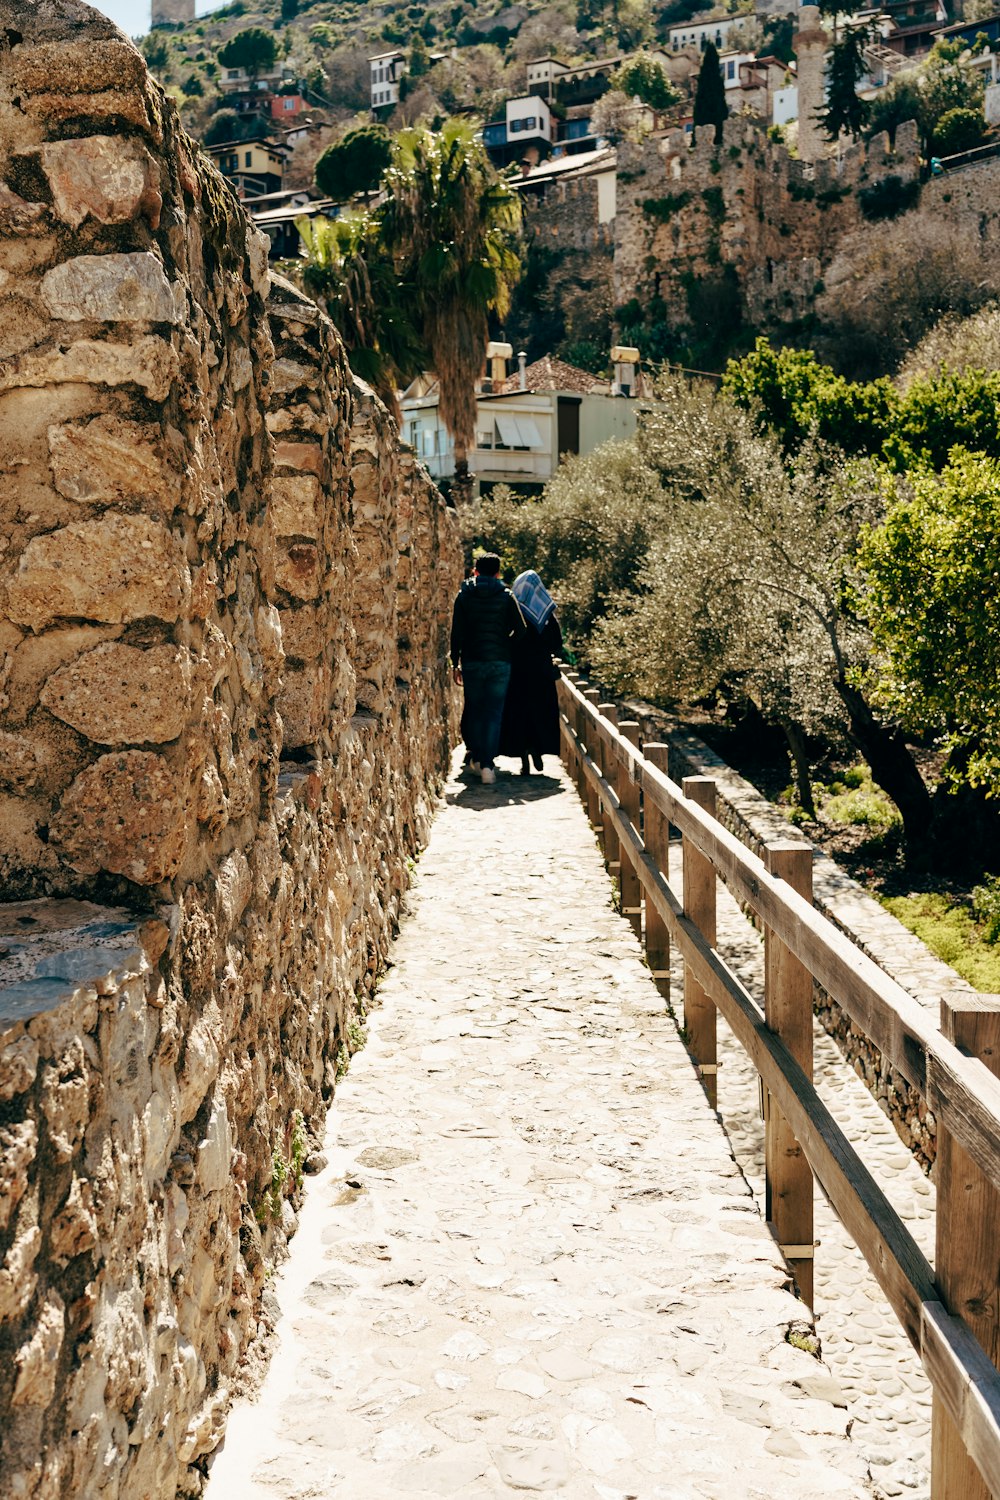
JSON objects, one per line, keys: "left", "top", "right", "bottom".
{"left": 558, "top": 671, "right": 1000, "bottom": 1499}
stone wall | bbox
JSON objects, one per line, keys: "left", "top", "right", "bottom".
{"left": 613, "top": 116, "right": 923, "bottom": 336}
{"left": 616, "top": 701, "right": 964, "bottom": 1173}
{"left": 0, "top": 7, "right": 462, "bottom": 1499}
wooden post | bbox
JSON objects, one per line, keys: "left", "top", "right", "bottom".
{"left": 561, "top": 673, "right": 579, "bottom": 785}
{"left": 598, "top": 704, "right": 621, "bottom": 875}
{"left": 583, "top": 689, "right": 602, "bottom": 841}
{"left": 764, "top": 841, "right": 815, "bottom": 1310}
{"left": 617, "top": 722, "right": 642, "bottom": 939}
{"left": 643, "top": 745, "right": 672, "bottom": 1005}
{"left": 931, "top": 994, "right": 1000, "bottom": 1500}
{"left": 682, "top": 775, "right": 718, "bottom": 1108}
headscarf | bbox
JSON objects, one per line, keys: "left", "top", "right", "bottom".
{"left": 512, "top": 570, "right": 556, "bottom": 633}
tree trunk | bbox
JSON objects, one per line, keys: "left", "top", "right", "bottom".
{"left": 780, "top": 718, "right": 816, "bottom": 819}
{"left": 451, "top": 442, "right": 473, "bottom": 507}
{"left": 834, "top": 678, "right": 933, "bottom": 853}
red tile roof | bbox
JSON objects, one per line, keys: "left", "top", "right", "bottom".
{"left": 499, "top": 355, "right": 602, "bottom": 395}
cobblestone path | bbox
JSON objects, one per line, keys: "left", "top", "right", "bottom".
{"left": 694, "top": 854, "right": 934, "bottom": 1500}
{"left": 207, "top": 754, "right": 873, "bottom": 1499}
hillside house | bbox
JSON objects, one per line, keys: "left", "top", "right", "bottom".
{"left": 514, "top": 144, "right": 618, "bottom": 222}
{"left": 668, "top": 15, "right": 746, "bottom": 52}
{"left": 370, "top": 50, "right": 406, "bottom": 111}
{"left": 400, "top": 350, "right": 650, "bottom": 497}
{"left": 205, "top": 137, "right": 289, "bottom": 198}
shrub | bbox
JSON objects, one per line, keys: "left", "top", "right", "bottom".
{"left": 933, "top": 105, "right": 985, "bottom": 156}
{"left": 857, "top": 175, "right": 921, "bottom": 221}
{"left": 972, "top": 876, "right": 1000, "bottom": 943}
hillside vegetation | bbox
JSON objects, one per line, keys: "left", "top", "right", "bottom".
{"left": 139, "top": 0, "right": 753, "bottom": 141}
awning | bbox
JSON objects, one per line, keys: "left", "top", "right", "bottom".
{"left": 495, "top": 413, "right": 523, "bottom": 447}
{"left": 514, "top": 416, "right": 544, "bottom": 449}
{"left": 494, "top": 413, "right": 544, "bottom": 449}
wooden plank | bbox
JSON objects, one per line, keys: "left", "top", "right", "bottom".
{"left": 932, "top": 995, "right": 1000, "bottom": 1500}
{"left": 764, "top": 842, "right": 815, "bottom": 1309}
{"left": 583, "top": 689, "right": 602, "bottom": 838}
{"left": 598, "top": 704, "right": 621, "bottom": 875}
{"left": 682, "top": 776, "right": 718, "bottom": 1108}
{"left": 559, "top": 677, "right": 1000, "bottom": 1202}
{"left": 644, "top": 745, "right": 671, "bottom": 1004}
{"left": 924, "top": 1301, "right": 1000, "bottom": 1499}
{"left": 617, "top": 722, "right": 642, "bottom": 940}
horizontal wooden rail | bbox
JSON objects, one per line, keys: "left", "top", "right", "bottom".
{"left": 561, "top": 677, "right": 1000, "bottom": 1203}
{"left": 558, "top": 678, "right": 1000, "bottom": 1498}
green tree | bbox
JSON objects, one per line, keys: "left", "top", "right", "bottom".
{"left": 409, "top": 33, "right": 430, "bottom": 76}
{"left": 281, "top": 0, "right": 298, "bottom": 19}
{"left": 379, "top": 119, "right": 522, "bottom": 499}
{"left": 611, "top": 53, "right": 681, "bottom": 110}
{"left": 865, "top": 38, "right": 985, "bottom": 155}
{"left": 858, "top": 451, "right": 1000, "bottom": 797}
{"left": 302, "top": 120, "right": 522, "bottom": 499}
{"left": 932, "top": 105, "right": 985, "bottom": 156}
{"left": 819, "top": 26, "right": 870, "bottom": 142}
{"left": 218, "top": 27, "right": 278, "bottom": 78}
{"left": 314, "top": 125, "right": 392, "bottom": 201}
{"left": 299, "top": 213, "right": 424, "bottom": 403}
{"left": 692, "top": 42, "right": 728, "bottom": 145}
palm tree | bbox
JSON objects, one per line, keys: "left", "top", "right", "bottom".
{"left": 299, "top": 119, "right": 522, "bottom": 499}
{"left": 379, "top": 119, "right": 523, "bottom": 502}
{"left": 298, "top": 212, "right": 423, "bottom": 415}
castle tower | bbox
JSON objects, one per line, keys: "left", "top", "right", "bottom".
{"left": 794, "top": 5, "right": 828, "bottom": 163}
{"left": 151, "top": 0, "right": 195, "bottom": 28}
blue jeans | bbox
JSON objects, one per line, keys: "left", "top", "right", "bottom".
{"left": 462, "top": 660, "right": 511, "bottom": 769}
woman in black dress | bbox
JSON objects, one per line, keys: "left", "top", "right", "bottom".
{"left": 500, "top": 570, "right": 563, "bottom": 775}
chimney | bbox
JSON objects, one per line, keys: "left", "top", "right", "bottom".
{"left": 517, "top": 351, "right": 527, "bottom": 391}
{"left": 610, "top": 345, "right": 640, "bottom": 398}
{"left": 485, "top": 340, "right": 512, "bottom": 391}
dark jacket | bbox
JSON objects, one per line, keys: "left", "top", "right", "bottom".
{"left": 499, "top": 614, "right": 564, "bottom": 758}
{"left": 450, "top": 576, "right": 525, "bottom": 666}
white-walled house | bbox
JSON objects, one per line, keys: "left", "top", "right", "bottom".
{"left": 668, "top": 15, "right": 745, "bottom": 52}
{"left": 370, "top": 50, "right": 405, "bottom": 110}
{"left": 400, "top": 352, "right": 651, "bottom": 497}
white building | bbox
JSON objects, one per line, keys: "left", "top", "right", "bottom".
{"left": 370, "top": 50, "right": 405, "bottom": 111}
{"left": 506, "top": 95, "right": 553, "bottom": 145}
{"left": 400, "top": 351, "right": 651, "bottom": 497}
{"left": 668, "top": 15, "right": 745, "bottom": 52}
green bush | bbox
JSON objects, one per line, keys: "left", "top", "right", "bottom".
{"left": 972, "top": 875, "right": 1000, "bottom": 943}
{"left": 857, "top": 175, "right": 921, "bottom": 221}
{"left": 933, "top": 105, "right": 985, "bottom": 156}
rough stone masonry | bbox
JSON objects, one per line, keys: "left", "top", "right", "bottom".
{"left": 0, "top": 4, "right": 462, "bottom": 1497}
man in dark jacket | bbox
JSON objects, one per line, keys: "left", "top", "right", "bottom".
{"left": 450, "top": 552, "right": 524, "bottom": 784}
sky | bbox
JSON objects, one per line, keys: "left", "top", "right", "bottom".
{"left": 89, "top": 0, "right": 227, "bottom": 39}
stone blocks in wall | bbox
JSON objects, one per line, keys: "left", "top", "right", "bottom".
{"left": 0, "top": 6, "right": 463, "bottom": 1500}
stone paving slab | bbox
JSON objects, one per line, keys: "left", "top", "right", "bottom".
{"left": 207, "top": 753, "right": 871, "bottom": 1500}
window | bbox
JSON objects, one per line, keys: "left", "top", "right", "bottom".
{"left": 284, "top": 98, "right": 295, "bottom": 110}
{"left": 727, "top": 60, "right": 735, "bottom": 79}
{"left": 477, "top": 429, "right": 494, "bottom": 450}
{"left": 245, "top": 151, "right": 253, "bottom": 167}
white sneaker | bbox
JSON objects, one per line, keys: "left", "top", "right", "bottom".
{"left": 480, "top": 766, "right": 496, "bottom": 784}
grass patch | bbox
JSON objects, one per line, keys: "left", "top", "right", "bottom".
{"left": 878, "top": 891, "right": 1000, "bottom": 992}
{"left": 820, "top": 766, "right": 901, "bottom": 835}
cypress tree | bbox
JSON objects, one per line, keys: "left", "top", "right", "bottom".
{"left": 693, "top": 42, "right": 728, "bottom": 145}
{"left": 819, "top": 27, "right": 871, "bottom": 141}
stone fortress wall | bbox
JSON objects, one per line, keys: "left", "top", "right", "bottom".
{"left": 613, "top": 116, "right": 925, "bottom": 332}
{"left": 526, "top": 113, "right": 1000, "bottom": 345}
{"left": 0, "top": 5, "right": 462, "bottom": 1498}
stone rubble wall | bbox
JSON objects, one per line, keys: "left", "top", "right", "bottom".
{"left": 613, "top": 116, "right": 925, "bottom": 333}
{"left": 618, "top": 701, "right": 965, "bottom": 1174}
{"left": 0, "top": 7, "right": 462, "bottom": 1500}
